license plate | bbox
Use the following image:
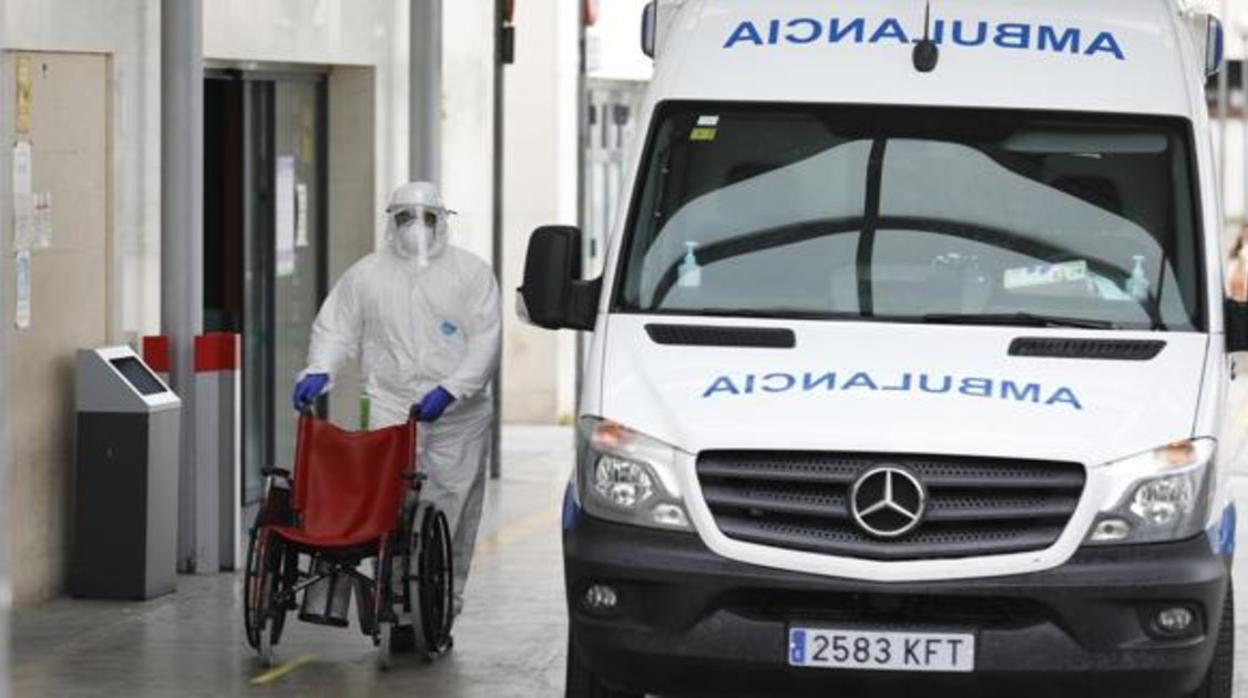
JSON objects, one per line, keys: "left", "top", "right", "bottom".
{"left": 788, "top": 627, "right": 975, "bottom": 673}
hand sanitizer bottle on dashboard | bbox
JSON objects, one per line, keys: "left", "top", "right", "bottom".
{"left": 679, "top": 242, "right": 702, "bottom": 288}
{"left": 1126, "top": 254, "right": 1150, "bottom": 301}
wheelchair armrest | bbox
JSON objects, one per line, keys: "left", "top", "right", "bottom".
{"left": 401, "top": 471, "right": 426, "bottom": 483}
{"left": 262, "top": 467, "right": 292, "bottom": 479}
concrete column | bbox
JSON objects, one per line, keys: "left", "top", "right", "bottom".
{"left": 411, "top": 0, "right": 443, "bottom": 182}
{"left": 491, "top": 0, "right": 506, "bottom": 477}
{"left": 162, "top": 0, "right": 204, "bottom": 572}
{"left": 0, "top": 1, "right": 12, "bottom": 688}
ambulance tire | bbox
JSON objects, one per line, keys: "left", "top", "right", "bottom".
{"left": 565, "top": 630, "right": 644, "bottom": 698}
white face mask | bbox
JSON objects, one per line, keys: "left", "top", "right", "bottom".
{"left": 397, "top": 220, "right": 434, "bottom": 264}
{"left": 390, "top": 206, "right": 447, "bottom": 266}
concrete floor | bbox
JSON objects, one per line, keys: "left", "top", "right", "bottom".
{"left": 9, "top": 426, "right": 1248, "bottom": 697}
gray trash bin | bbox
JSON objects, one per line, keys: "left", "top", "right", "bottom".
{"left": 72, "top": 346, "right": 181, "bottom": 599}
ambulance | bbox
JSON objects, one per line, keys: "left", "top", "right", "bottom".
{"left": 518, "top": 1, "right": 1242, "bottom": 695}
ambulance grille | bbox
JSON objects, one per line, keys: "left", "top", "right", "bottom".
{"left": 697, "top": 452, "right": 1085, "bottom": 561}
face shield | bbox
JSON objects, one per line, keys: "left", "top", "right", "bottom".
{"left": 387, "top": 204, "right": 451, "bottom": 266}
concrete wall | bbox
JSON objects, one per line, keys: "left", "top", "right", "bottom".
{"left": 1, "top": 0, "right": 161, "bottom": 343}
{"left": 587, "top": 0, "right": 653, "bottom": 81}
{"left": 442, "top": 1, "right": 497, "bottom": 264}
{"left": 5, "top": 53, "right": 112, "bottom": 605}
{"left": 0, "top": 0, "right": 159, "bottom": 607}
{"left": 502, "top": 0, "right": 581, "bottom": 423}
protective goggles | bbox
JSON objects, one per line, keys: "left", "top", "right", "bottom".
{"left": 390, "top": 206, "right": 441, "bottom": 228}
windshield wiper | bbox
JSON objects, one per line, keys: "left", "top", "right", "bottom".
{"left": 919, "top": 312, "right": 1118, "bottom": 330}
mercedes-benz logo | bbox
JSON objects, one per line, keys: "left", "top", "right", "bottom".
{"left": 850, "top": 466, "right": 927, "bottom": 539}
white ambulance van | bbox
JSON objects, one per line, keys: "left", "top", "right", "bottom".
{"left": 519, "top": 1, "right": 1243, "bottom": 696}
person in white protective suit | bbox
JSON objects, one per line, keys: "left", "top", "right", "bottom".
{"left": 292, "top": 181, "right": 501, "bottom": 620}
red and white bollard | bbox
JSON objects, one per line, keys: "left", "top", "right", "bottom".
{"left": 142, "top": 336, "right": 172, "bottom": 387}
{"left": 195, "top": 333, "right": 242, "bottom": 572}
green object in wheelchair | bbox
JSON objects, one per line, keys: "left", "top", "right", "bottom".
{"left": 360, "top": 395, "right": 371, "bottom": 430}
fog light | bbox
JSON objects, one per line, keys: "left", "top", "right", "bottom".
{"left": 583, "top": 584, "right": 619, "bottom": 611}
{"left": 651, "top": 503, "right": 689, "bottom": 528}
{"left": 1155, "top": 606, "right": 1195, "bottom": 635}
{"left": 1089, "top": 518, "right": 1132, "bottom": 542}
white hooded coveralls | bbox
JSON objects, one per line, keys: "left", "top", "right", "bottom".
{"left": 301, "top": 201, "right": 501, "bottom": 614}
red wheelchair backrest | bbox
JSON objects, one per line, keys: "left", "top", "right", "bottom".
{"left": 291, "top": 414, "right": 414, "bottom": 544}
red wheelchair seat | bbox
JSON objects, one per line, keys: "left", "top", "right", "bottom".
{"left": 269, "top": 414, "right": 415, "bottom": 549}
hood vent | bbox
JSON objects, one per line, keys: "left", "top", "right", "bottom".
{"left": 645, "top": 324, "right": 795, "bottom": 349}
{"left": 1009, "top": 338, "right": 1165, "bottom": 361}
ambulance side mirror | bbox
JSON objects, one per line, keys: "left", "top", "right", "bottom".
{"left": 517, "top": 226, "right": 601, "bottom": 332}
{"left": 1227, "top": 298, "right": 1248, "bottom": 352}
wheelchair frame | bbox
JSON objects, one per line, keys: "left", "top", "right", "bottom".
{"left": 243, "top": 412, "right": 454, "bottom": 668}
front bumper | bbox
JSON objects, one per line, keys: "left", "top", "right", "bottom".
{"left": 565, "top": 513, "right": 1230, "bottom": 698}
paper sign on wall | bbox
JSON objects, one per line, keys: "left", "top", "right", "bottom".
{"left": 16, "top": 56, "right": 32, "bottom": 134}
{"left": 15, "top": 251, "right": 31, "bottom": 329}
{"left": 295, "top": 183, "right": 309, "bottom": 248}
{"left": 12, "top": 140, "right": 34, "bottom": 250}
{"left": 275, "top": 156, "right": 297, "bottom": 277}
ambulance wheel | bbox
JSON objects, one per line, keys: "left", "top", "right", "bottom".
{"left": 407, "top": 504, "right": 454, "bottom": 659}
{"left": 565, "top": 629, "right": 643, "bottom": 698}
{"left": 1191, "top": 583, "right": 1234, "bottom": 698}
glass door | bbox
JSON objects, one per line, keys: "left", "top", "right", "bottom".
{"left": 210, "top": 73, "right": 326, "bottom": 504}
{"left": 270, "top": 80, "right": 326, "bottom": 491}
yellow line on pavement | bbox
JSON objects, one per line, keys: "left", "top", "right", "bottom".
{"left": 250, "top": 654, "right": 316, "bottom": 686}
{"left": 475, "top": 505, "right": 561, "bottom": 556}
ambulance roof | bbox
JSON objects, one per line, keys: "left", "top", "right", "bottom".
{"left": 654, "top": 0, "right": 1205, "bottom": 118}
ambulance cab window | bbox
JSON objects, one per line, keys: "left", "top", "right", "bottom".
{"left": 616, "top": 103, "right": 1203, "bottom": 332}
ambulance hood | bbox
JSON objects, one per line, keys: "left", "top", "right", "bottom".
{"left": 598, "top": 315, "right": 1209, "bottom": 466}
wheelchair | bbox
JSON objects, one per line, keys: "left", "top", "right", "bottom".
{"left": 243, "top": 408, "right": 454, "bottom": 668}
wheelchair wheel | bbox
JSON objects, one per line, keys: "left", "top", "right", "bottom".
{"left": 244, "top": 529, "right": 291, "bottom": 665}
{"left": 398, "top": 504, "right": 454, "bottom": 659}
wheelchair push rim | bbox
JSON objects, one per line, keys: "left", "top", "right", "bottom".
{"left": 389, "top": 502, "right": 454, "bottom": 660}
{"left": 411, "top": 505, "right": 455, "bottom": 658}
{"left": 244, "top": 529, "right": 292, "bottom": 663}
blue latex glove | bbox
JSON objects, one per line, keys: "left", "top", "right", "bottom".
{"left": 292, "top": 373, "right": 330, "bottom": 411}
{"left": 416, "top": 386, "right": 456, "bottom": 423}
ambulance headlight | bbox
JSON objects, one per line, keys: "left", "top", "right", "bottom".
{"left": 1087, "top": 439, "right": 1215, "bottom": 545}
{"left": 577, "top": 418, "right": 692, "bottom": 531}
{"left": 593, "top": 456, "right": 654, "bottom": 509}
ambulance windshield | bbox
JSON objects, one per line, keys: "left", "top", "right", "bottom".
{"left": 615, "top": 103, "right": 1204, "bottom": 331}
